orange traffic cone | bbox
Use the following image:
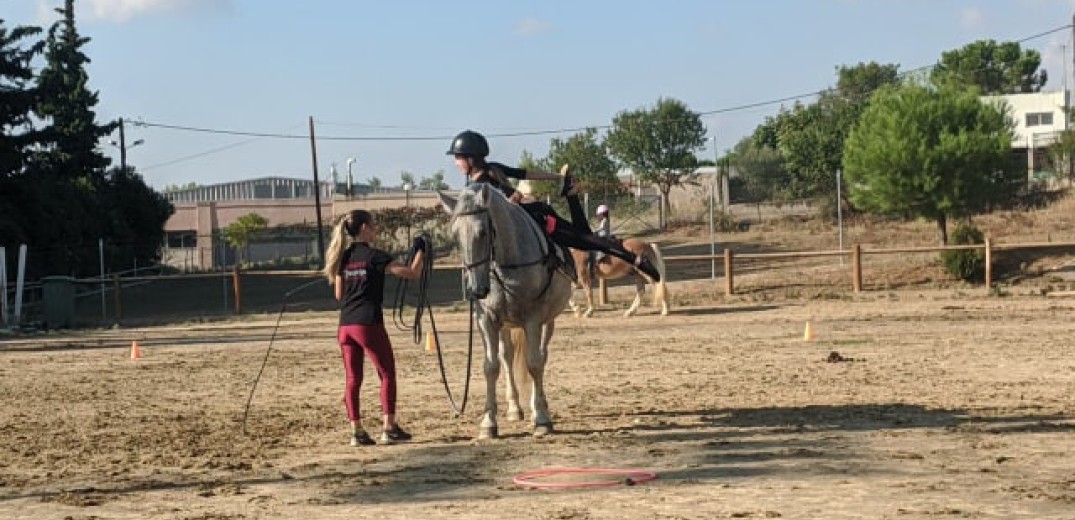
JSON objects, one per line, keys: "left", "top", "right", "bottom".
{"left": 803, "top": 322, "right": 815, "bottom": 342}
{"left": 130, "top": 340, "right": 142, "bottom": 360}
{"left": 425, "top": 331, "right": 436, "bottom": 353}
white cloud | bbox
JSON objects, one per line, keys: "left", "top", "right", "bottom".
{"left": 79, "top": 0, "right": 234, "bottom": 23}
{"left": 514, "top": 17, "right": 550, "bottom": 36}
{"left": 958, "top": 7, "right": 986, "bottom": 29}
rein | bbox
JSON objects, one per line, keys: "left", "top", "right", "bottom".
{"left": 391, "top": 234, "right": 472, "bottom": 416}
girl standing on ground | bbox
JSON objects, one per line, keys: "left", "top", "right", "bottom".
{"left": 323, "top": 209, "right": 426, "bottom": 446}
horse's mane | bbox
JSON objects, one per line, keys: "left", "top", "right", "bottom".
{"left": 454, "top": 182, "right": 547, "bottom": 256}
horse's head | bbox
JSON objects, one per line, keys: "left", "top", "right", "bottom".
{"left": 441, "top": 184, "right": 496, "bottom": 300}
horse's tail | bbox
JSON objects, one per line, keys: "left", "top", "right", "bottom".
{"left": 649, "top": 242, "right": 668, "bottom": 308}
{"left": 509, "top": 327, "right": 531, "bottom": 391}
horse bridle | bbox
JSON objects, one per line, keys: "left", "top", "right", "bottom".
{"left": 454, "top": 205, "right": 553, "bottom": 297}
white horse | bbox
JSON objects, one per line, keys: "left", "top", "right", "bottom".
{"left": 438, "top": 184, "right": 574, "bottom": 439}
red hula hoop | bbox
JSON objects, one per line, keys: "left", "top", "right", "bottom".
{"left": 513, "top": 467, "right": 658, "bottom": 489}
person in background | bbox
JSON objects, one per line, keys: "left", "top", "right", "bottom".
{"left": 322, "top": 209, "right": 426, "bottom": 446}
{"left": 594, "top": 204, "right": 611, "bottom": 239}
{"left": 588, "top": 204, "right": 613, "bottom": 277}
{"left": 446, "top": 129, "right": 660, "bottom": 281}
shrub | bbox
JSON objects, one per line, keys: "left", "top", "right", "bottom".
{"left": 940, "top": 223, "right": 985, "bottom": 282}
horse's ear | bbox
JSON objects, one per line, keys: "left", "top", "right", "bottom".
{"left": 436, "top": 190, "right": 457, "bottom": 214}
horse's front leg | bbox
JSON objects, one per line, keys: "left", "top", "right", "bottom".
{"left": 477, "top": 314, "right": 502, "bottom": 440}
{"left": 529, "top": 321, "right": 554, "bottom": 436}
{"left": 501, "top": 328, "right": 525, "bottom": 422}
{"left": 624, "top": 277, "right": 645, "bottom": 317}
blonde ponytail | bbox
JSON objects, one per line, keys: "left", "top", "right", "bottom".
{"left": 322, "top": 218, "right": 351, "bottom": 284}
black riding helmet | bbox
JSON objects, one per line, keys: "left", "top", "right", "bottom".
{"left": 447, "top": 130, "right": 489, "bottom": 158}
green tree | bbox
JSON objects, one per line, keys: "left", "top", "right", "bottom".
{"left": 223, "top": 213, "right": 268, "bottom": 266}
{"left": 930, "top": 39, "right": 1047, "bottom": 94}
{"left": 101, "top": 168, "right": 174, "bottom": 271}
{"left": 0, "top": 19, "right": 45, "bottom": 251}
{"left": 400, "top": 171, "right": 415, "bottom": 189}
{"left": 32, "top": 0, "right": 115, "bottom": 182}
{"left": 836, "top": 62, "right": 901, "bottom": 102}
{"left": 0, "top": 20, "right": 44, "bottom": 179}
{"left": 605, "top": 97, "right": 707, "bottom": 226}
{"left": 842, "top": 84, "right": 1021, "bottom": 244}
{"left": 418, "top": 169, "right": 449, "bottom": 191}
{"left": 1045, "top": 130, "right": 1075, "bottom": 182}
{"left": 732, "top": 136, "right": 792, "bottom": 205}
{"left": 368, "top": 176, "right": 382, "bottom": 189}
{"left": 546, "top": 128, "right": 623, "bottom": 201}
{"left": 776, "top": 62, "right": 901, "bottom": 201}
{"left": 2, "top": 5, "right": 172, "bottom": 278}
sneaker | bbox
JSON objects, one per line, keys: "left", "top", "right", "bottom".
{"left": 559, "top": 167, "right": 576, "bottom": 197}
{"left": 380, "top": 425, "right": 413, "bottom": 444}
{"left": 350, "top": 429, "right": 376, "bottom": 447}
{"left": 635, "top": 256, "right": 661, "bottom": 282}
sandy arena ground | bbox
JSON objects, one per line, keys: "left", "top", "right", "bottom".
{"left": 2, "top": 287, "right": 1074, "bottom": 519}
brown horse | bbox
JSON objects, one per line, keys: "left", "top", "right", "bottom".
{"left": 569, "top": 239, "right": 669, "bottom": 317}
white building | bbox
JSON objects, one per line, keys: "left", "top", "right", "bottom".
{"left": 982, "top": 90, "right": 1070, "bottom": 180}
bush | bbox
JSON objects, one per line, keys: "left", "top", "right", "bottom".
{"left": 940, "top": 223, "right": 985, "bottom": 282}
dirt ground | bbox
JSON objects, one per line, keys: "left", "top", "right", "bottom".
{"left": 2, "top": 281, "right": 1075, "bottom": 519}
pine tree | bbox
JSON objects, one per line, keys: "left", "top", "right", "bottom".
{"left": 32, "top": 0, "right": 115, "bottom": 182}
{"left": 0, "top": 19, "right": 46, "bottom": 251}
{"left": 0, "top": 20, "right": 44, "bottom": 178}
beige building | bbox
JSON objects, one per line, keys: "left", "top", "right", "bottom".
{"left": 163, "top": 177, "right": 439, "bottom": 270}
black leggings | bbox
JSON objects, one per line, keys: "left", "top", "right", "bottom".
{"left": 520, "top": 197, "right": 638, "bottom": 266}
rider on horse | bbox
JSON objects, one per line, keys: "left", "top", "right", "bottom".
{"left": 447, "top": 130, "right": 661, "bottom": 282}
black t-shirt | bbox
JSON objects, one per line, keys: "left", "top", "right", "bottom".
{"left": 472, "top": 162, "right": 527, "bottom": 197}
{"left": 337, "top": 243, "right": 394, "bottom": 325}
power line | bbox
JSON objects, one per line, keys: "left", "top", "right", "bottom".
{"left": 128, "top": 23, "right": 1073, "bottom": 161}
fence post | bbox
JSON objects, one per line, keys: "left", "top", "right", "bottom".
{"left": 852, "top": 244, "right": 862, "bottom": 293}
{"left": 113, "top": 274, "right": 122, "bottom": 322}
{"left": 723, "top": 248, "right": 734, "bottom": 296}
{"left": 232, "top": 265, "right": 243, "bottom": 314}
{"left": 984, "top": 238, "right": 993, "bottom": 293}
{"left": 598, "top": 278, "right": 608, "bottom": 305}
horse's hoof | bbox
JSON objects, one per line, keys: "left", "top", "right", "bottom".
{"left": 507, "top": 409, "right": 524, "bottom": 421}
{"left": 583, "top": 309, "right": 594, "bottom": 318}
{"left": 660, "top": 308, "right": 670, "bottom": 316}
{"left": 623, "top": 310, "right": 637, "bottom": 318}
{"left": 479, "top": 426, "right": 498, "bottom": 440}
{"left": 533, "top": 423, "right": 554, "bottom": 437}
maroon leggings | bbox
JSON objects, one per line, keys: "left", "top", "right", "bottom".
{"left": 337, "top": 324, "right": 397, "bottom": 421}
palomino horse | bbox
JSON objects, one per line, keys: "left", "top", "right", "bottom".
{"left": 569, "top": 240, "right": 669, "bottom": 317}
{"left": 437, "top": 184, "right": 573, "bottom": 439}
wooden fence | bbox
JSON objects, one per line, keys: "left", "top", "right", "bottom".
{"left": 597, "top": 239, "right": 1075, "bottom": 302}
{"left": 29, "top": 238, "right": 1074, "bottom": 327}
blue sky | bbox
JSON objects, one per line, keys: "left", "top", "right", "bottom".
{"left": 7, "top": 0, "right": 1075, "bottom": 190}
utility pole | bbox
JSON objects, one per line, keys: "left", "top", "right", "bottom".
{"left": 118, "top": 117, "right": 127, "bottom": 173}
{"left": 710, "top": 135, "right": 718, "bottom": 280}
{"left": 308, "top": 116, "right": 326, "bottom": 265}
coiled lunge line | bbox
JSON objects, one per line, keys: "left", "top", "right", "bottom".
{"left": 391, "top": 234, "right": 472, "bottom": 416}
